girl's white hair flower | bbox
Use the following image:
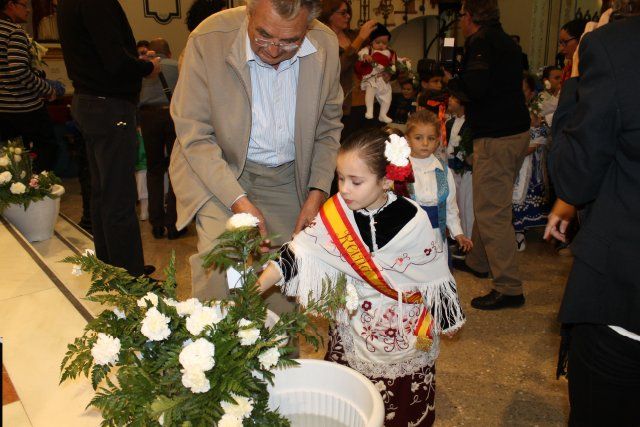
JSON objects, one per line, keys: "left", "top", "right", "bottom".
{"left": 384, "top": 134, "right": 411, "bottom": 167}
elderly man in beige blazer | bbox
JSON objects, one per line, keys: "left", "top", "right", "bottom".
{"left": 169, "top": 0, "right": 343, "bottom": 308}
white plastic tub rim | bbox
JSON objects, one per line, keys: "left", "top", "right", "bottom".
{"left": 267, "top": 359, "right": 385, "bottom": 427}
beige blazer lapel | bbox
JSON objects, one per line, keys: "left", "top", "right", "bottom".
{"left": 225, "top": 19, "right": 252, "bottom": 104}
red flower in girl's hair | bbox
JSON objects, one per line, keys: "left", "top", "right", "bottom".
{"left": 386, "top": 163, "right": 413, "bottom": 182}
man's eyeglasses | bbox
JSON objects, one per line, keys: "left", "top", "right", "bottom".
{"left": 334, "top": 10, "right": 350, "bottom": 16}
{"left": 254, "top": 37, "right": 301, "bottom": 52}
{"left": 558, "top": 37, "right": 577, "bottom": 47}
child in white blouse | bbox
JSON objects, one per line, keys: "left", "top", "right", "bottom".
{"left": 404, "top": 110, "right": 473, "bottom": 255}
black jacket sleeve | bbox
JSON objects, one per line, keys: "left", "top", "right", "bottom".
{"left": 549, "top": 32, "right": 619, "bottom": 206}
{"left": 80, "top": 0, "right": 153, "bottom": 79}
{"left": 447, "top": 35, "right": 491, "bottom": 102}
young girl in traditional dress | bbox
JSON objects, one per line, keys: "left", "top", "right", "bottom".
{"left": 258, "top": 128, "right": 465, "bottom": 426}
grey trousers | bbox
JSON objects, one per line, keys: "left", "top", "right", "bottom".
{"left": 190, "top": 160, "right": 300, "bottom": 313}
{"left": 465, "top": 131, "right": 530, "bottom": 295}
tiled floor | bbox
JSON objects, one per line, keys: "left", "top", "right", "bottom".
{"left": 1, "top": 178, "right": 574, "bottom": 426}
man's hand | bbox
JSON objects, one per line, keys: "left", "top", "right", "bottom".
{"left": 293, "top": 189, "right": 327, "bottom": 235}
{"left": 231, "top": 196, "right": 270, "bottom": 248}
{"left": 146, "top": 56, "right": 162, "bottom": 79}
{"left": 544, "top": 199, "right": 577, "bottom": 242}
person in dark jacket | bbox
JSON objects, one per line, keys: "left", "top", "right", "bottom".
{"left": 546, "top": 7, "right": 640, "bottom": 426}
{"left": 57, "top": 0, "right": 160, "bottom": 277}
{"left": 446, "top": 0, "right": 531, "bottom": 310}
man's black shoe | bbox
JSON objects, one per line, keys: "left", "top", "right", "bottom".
{"left": 452, "top": 258, "right": 489, "bottom": 278}
{"left": 167, "top": 226, "right": 187, "bottom": 240}
{"left": 143, "top": 265, "right": 156, "bottom": 276}
{"left": 471, "top": 290, "right": 525, "bottom": 310}
{"left": 152, "top": 226, "right": 165, "bottom": 239}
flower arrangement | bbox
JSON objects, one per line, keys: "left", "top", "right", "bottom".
{"left": 0, "top": 138, "right": 61, "bottom": 213}
{"left": 60, "top": 215, "right": 351, "bottom": 426}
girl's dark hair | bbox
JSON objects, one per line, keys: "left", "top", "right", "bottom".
{"left": 186, "top": 0, "right": 227, "bottom": 32}
{"left": 319, "top": 0, "right": 351, "bottom": 25}
{"left": 405, "top": 110, "right": 441, "bottom": 137}
{"left": 339, "top": 128, "right": 390, "bottom": 179}
{"left": 522, "top": 73, "right": 537, "bottom": 92}
{"left": 542, "top": 65, "right": 561, "bottom": 80}
{"left": 560, "top": 19, "right": 588, "bottom": 39}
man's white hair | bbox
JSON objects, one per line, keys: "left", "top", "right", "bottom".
{"left": 246, "top": 0, "right": 321, "bottom": 22}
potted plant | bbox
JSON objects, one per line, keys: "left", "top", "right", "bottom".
{"left": 0, "top": 138, "right": 64, "bottom": 242}
{"left": 60, "top": 215, "right": 365, "bottom": 426}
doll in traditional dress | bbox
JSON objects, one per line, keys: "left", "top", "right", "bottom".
{"left": 355, "top": 24, "right": 396, "bottom": 123}
{"left": 258, "top": 128, "right": 465, "bottom": 426}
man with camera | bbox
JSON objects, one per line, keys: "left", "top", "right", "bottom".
{"left": 447, "top": 0, "right": 530, "bottom": 310}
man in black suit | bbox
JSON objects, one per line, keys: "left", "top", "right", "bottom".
{"left": 546, "top": 7, "right": 640, "bottom": 426}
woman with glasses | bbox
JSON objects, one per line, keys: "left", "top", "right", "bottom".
{"left": 557, "top": 19, "right": 588, "bottom": 84}
{"left": 319, "top": 0, "right": 377, "bottom": 139}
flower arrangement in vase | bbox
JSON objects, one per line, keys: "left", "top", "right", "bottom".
{"left": 0, "top": 138, "right": 62, "bottom": 213}
{"left": 60, "top": 215, "right": 351, "bottom": 426}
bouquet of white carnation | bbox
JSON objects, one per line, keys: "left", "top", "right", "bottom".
{"left": 60, "top": 215, "right": 346, "bottom": 426}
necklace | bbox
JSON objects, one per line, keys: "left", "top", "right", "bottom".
{"left": 357, "top": 192, "right": 397, "bottom": 251}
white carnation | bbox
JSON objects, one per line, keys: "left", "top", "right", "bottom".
{"left": 15, "top": 155, "right": 22, "bottom": 163}
{"left": 83, "top": 248, "right": 95, "bottom": 256}
{"left": 181, "top": 368, "right": 210, "bottom": 393}
{"left": 258, "top": 347, "right": 280, "bottom": 370}
{"left": 140, "top": 307, "right": 171, "bottom": 341}
{"left": 226, "top": 213, "right": 260, "bottom": 230}
{"left": 71, "top": 264, "right": 83, "bottom": 276}
{"left": 218, "top": 414, "right": 243, "bottom": 427}
{"left": 186, "top": 304, "right": 226, "bottom": 336}
{"left": 384, "top": 134, "right": 411, "bottom": 167}
{"left": 9, "top": 182, "right": 26, "bottom": 194}
{"left": 221, "top": 393, "right": 254, "bottom": 419}
{"left": 0, "top": 156, "right": 8, "bottom": 167}
{"left": 179, "top": 338, "right": 215, "bottom": 372}
{"left": 112, "top": 307, "right": 126, "bottom": 319}
{"left": 137, "top": 292, "right": 159, "bottom": 308}
{"left": 237, "top": 318, "right": 260, "bottom": 346}
{"left": 345, "top": 283, "right": 359, "bottom": 311}
{"left": 90, "top": 333, "right": 121, "bottom": 365}
{"left": 158, "top": 413, "right": 165, "bottom": 426}
{"left": 175, "top": 298, "right": 203, "bottom": 317}
{"left": 41, "top": 170, "right": 48, "bottom": 177}
{"left": 14, "top": 147, "right": 22, "bottom": 155}
{"left": 0, "top": 171, "right": 11, "bottom": 184}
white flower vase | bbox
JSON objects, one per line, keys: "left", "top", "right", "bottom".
{"left": 3, "top": 184, "right": 65, "bottom": 242}
{"left": 268, "top": 359, "right": 385, "bottom": 427}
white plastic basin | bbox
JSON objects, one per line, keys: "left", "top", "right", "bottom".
{"left": 268, "top": 359, "right": 384, "bottom": 427}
